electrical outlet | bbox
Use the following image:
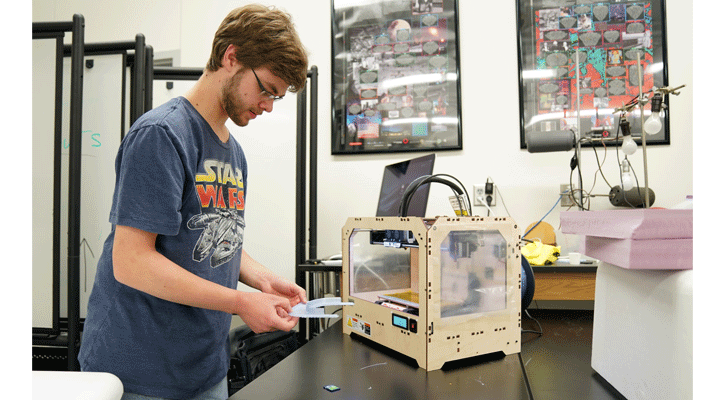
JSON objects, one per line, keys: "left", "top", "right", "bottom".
{"left": 560, "top": 184, "right": 573, "bottom": 207}
{"left": 473, "top": 184, "right": 496, "bottom": 206}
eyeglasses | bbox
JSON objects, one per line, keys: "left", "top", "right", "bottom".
{"left": 251, "top": 68, "right": 284, "bottom": 102}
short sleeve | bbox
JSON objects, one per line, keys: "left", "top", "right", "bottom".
{"left": 110, "top": 124, "right": 185, "bottom": 235}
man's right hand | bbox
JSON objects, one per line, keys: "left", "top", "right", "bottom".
{"left": 235, "top": 291, "right": 299, "bottom": 333}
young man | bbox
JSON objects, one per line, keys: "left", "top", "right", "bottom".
{"left": 78, "top": 5, "right": 308, "bottom": 399}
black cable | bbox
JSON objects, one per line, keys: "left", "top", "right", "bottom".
{"left": 518, "top": 352, "right": 535, "bottom": 400}
{"left": 569, "top": 168, "right": 580, "bottom": 210}
{"left": 325, "top": 308, "right": 343, "bottom": 330}
{"left": 575, "top": 140, "right": 584, "bottom": 211}
{"left": 441, "top": 173, "right": 472, "bottom": 216}
{"left": 409, "top": 176, "right": 464, "bottom": 216}
{"left": 447, "top": 186, "right": 466, "bottom": 217}
{"left": 523, "top": 308, "right": 543, "bottom": 336}
{"left": 485, "top": 177, "right": 493, "bottom": 216}
{"left": 428, "top": 173, "right": 471, "bottom": 215}
{"left": 519, "top": 309, "right": 541, "bottom": 399}
{"left": 569, "top": 163, "right": 589, "bottom": 211}
{"left": 588, "top": 137, "right": 613, "bottom": 189}
{"left": 567, "top": 153, "right": 587, "bottom": 210}
{"left": 398, "top": 175, "right": 434, "bottom": 217}
{"left": 398, "top": 174, "right": 471, "bottom": 217}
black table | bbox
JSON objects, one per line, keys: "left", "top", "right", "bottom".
{"left": 230, "top": 310, "right": 624, "bottom": 399}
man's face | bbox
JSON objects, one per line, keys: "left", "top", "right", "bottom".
{"left": 221, "top": 66, "right": 287, "bottom": 127}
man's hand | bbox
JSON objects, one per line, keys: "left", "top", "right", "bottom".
{"left": 236, "top": 251, "right": 306, "bottom": 332}
{"left": 261, "top": 277, "right": 307, "bottom": 308}
{"left": 238, "top": 251, "right": 307, "bottom": 307}
{"left": 235, "top": 292, "right": 299, "bottom": 333}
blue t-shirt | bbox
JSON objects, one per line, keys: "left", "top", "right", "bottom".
{"left": 78, "top": 97, "right": 247, "bottom": 398}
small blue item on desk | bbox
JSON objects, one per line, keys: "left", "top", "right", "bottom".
{"left": 323, "top": 384, "right": 340, "bottom": 392}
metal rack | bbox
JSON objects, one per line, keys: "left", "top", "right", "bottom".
{"left": 294, "top": 66, "right": 321, "bottom": 342}
{"left": 32, "top": 16, "right": 152, "bottom": 371}
{"left": 32, "top": 14, "right": 84, "bottom": 371}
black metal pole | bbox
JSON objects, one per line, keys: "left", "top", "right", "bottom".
{"left": 295, "top": 85, "right": 308, "bottom": 271}
{"left": 53, "top": 35, "right": 63, "bottom": 336}
{"left": 145, "top": 45, "right": 153, "bottom": 113}
{"left": 63, "top": 41, "right": 137, "bottom": 56}
{"left": 308, "top": 66, "right": 318, "bottom": 261}
{"left": 32, "top": 21, "right": 74, "bottom": 36}
{"left": 131, "top": 34, "right": 145, "bottom": 124}
{"left": 295, "top": 83, "right": 308, "bottom": 342}
{"left": 67, "top": 13, "right": 84, "bottom": 372}
{"left": 153, "top": 67, "right": 204, "bottom": 81}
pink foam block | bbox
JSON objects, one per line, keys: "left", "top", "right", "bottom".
{"left": 560, "top": 209, "right": 693, "bottom": 270}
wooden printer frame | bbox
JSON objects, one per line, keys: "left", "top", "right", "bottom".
{"left": 341, "top": 216, "right": 522, "bottom": 371}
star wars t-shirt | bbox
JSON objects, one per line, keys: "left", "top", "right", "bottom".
{"left": 78, "top": 97, "right": 247, "bottom": 399}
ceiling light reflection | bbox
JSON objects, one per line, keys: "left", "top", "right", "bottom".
{"left": 526, "top": 108, "right": 657, "bottom": 128}
{"left": 381, "top": 116, "right": 458, "bottom": 127}
{"left": 378, "top": 73, "right": 457, "bottom": 91}
{"left": 522, "top": 69, "right": 557, "bottom": 79}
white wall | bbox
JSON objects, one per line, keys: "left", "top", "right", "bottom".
{"left": 33, "top": 0, "right": 693, "bottom": 285}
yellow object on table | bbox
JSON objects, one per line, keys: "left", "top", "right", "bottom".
{"left": 522, "top": 240, "right": 561, "bottom": 266}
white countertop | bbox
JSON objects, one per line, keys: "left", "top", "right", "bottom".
{"left": 33, "top": 371, "right": 123, "bottom": 400}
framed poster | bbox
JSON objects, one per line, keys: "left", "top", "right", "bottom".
{"left": 516, "top": 0, "right": 670, "bottom": 149}
{"left": 331, "top": 0, "right": 463, "bottom": 154}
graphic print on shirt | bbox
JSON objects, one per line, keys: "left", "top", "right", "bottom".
{"left": 188, "top": 158, "right": 246, "bottom": 268}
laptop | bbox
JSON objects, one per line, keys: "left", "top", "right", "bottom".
{"left": 375, "top": 153, "right": 436, "bottom": 217}
{"left": 371, "top": 154, "right": 435, "bottom": 248}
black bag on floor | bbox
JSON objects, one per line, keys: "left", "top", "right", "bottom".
{"left": 227, "top": 324, "right": 299, "bottom": 396}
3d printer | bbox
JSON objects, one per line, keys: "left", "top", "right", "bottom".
{"left": 341, "top": 216, "right": 522, "bottom": 371}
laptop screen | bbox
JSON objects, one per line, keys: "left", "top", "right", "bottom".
{"left": 375, "top": 154, "right": 435, "bottom": 217}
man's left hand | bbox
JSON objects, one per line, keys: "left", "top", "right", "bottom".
{"left": 264, "top": 278, "right": 307, "bottom": 307}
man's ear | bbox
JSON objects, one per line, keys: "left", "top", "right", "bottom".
{"left": 222, "top": 44, "right": 239, "bottom": 71}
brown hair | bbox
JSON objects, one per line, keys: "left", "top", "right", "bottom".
{"left": 206, "top": 4, "right": 308, "bottom": 92}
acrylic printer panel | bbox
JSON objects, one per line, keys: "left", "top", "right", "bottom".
{"left": 349, "top": 229, "right": 417, "bottom": 312}
{"left": 440, "top": 230, "right": 507, "bottom": 318}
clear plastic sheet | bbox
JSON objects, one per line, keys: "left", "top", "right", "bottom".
{"left": 289, "top": 297, "right": 354, "bottom": 318}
